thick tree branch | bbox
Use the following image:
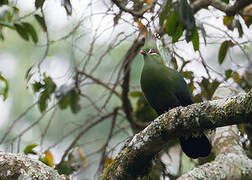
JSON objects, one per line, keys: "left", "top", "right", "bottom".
{"left": 0, "top": 152, "right": 67, "bottom": 179}
{"left": 178, "top": 87, "right": 252, "bottom": 179}
{"left": 191, "top": 0, "right": 251, "bottom": 16}
{"left": 102, "top": 89, "right": 252, "bottom": 179}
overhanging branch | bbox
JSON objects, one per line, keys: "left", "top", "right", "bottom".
{"left": 191, "top": 0, "right": 251, "bottom": 15}
{"left": 102, "top": 89, "right": 252, "bottom": 179}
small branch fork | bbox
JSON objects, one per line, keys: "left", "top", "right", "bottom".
{"left": 111, "top": 0, "right": 157, "bottom": 18}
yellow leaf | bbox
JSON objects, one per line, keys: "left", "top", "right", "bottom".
{"left": 223, "top": 16, "right": 234, "bottom": 26}
{"left": 105, "top": 158, "right": 114, "bottom": 168}
{"left": 76, "top": 147, "right": 87, "bottom": 171}
{"left": 76, "top": 147, "right": 86, "bottom": 165}
{"left": 145, "top": 0, "right": 152, "bottom": 3}
{"left": 44, "top": 151, "right": 54, "bottom": 166}
{"left": 137, "top": 20, "right": 147, "bottom": 35}
{"left": 232, "top": 72, "right": 240, "bottom": 83}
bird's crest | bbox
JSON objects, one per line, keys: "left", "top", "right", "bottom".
{"left": 142, "top": 31, "right": 158, "bottom": 53}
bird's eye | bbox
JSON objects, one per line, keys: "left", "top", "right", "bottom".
{"left": 140, "top": 50, "right": 146, "bottom": 55}
{"left": 148, "top": 49, "right": 158, "bottom": 55}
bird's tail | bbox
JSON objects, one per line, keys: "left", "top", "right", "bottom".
{"left": 179, "top": 132, "right": 211, "bottom": 159}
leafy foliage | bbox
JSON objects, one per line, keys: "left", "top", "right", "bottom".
{"left": 192, "top": 28, "right": 199, "bottom": 51}
{"left": 32, "top": 75, "right": 56, "bottom": 112}
{"left": 198, "top": 78, "right": 221, "bottom": 100}
{"left": 57, "top": 88, "right": 81, "bottom": 114}
{"left": 178, "top": 0, "right": 196, "bottom": 42}
{"left": 131, "top": 91, "right": 158, "bottom": 124}
{"left": 34, "top": 14, "right": 47, "bottom": 32}
{"left": 55, "top": 153, "right": 79, "bottom": 175}
{"left": 14, "top": 22, "right": 38, "bottom": 43}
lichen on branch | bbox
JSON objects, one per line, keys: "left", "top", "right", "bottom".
{"left": 101, "top": 89, "right": 252, "bottom": 179}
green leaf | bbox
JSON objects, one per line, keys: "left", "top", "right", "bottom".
{"left": 165, "top": 11, "right": 179, "bottom": 36}
{"left": 34, "top": 14, "right": 47, "bottom": 32}
{"left": 135, "top": 95, "right": 158, "bottom": 123}
{"left": 69, "top": 90, "right": 81, "bottom": 114}
{"left": 0, "top": 0, "right": 8, "bottom": 5}
{"left": 61, "top": 0, "right": 72, "bottom": 16}
{"left": 22, "top": 22, "right": 38, "bottom": 43}
{"left": 39, "top": 157, "right": 49, "bottom": 165}
{"left": 24, "top": 144, "right": 38, "bottom": 155}
{"left": 172, "top": 23, "right": 184, "bottom": 43}
{"left": 181, "top": 71, "right": 194, "bottom": 80}
{"left": 32, "top": 82, "right": 44, "bottom": 92}
{"left": 43, "top": 76, "right": 56, "bottom": 94}
{"left": 221, "top": 0, "right": 229, "bottom": 4}
{"left": 55, "top": 152, "right": 78, "bottom": 175}
{"left": 235, "top": 20, "right": 243, "bottom": 38}
{"left": 36, "top": 76, "right": 56, "bottom": 112}
{"left": 0, "top": 74, "right": 8, "bottom": 101}
{"left": 179, "top": 0, "right": 195, "bottom": 42}
{"left": 130, "top": 91, "right": 142, "bottom": 98}
{"left": 192, "top": 28, "right": 199, "bottom": 51}
{"left": 35, "top": 0, "right": 45, "bottom": 9}
{"left": 232, "top": 72, "right": 240, "bottom": 83}
{"left": 14, "top": 23, "right": 29, "bottom": 41}
{"left": 25, "top": 66, "right": 33, "bottom": 83}
{"left": 55, "top": 160, "right": 77, "bottom": 175}
{"left": 38, "top": 91, "right": 49, "bottom": 112}
{"left": 59, "top": 94, "right": 70, "bottom": 109}
{"left": 198, "top": 78, "right": 220, "bottom": 100}
{"left": 218, "top": 40, "right": 234, "bottom": 64}
{"left": 225, "top": 69, "right": 233, "bottom": 79}
{"left": 159, "top": 0, "right": 172, "bottom": 26}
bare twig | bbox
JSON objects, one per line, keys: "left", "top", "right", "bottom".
{"left": 121, "top": 35, "right": 145, "bottom": 132}
{"left": 0, "top": 102, "right": 37, "bottom": 144}
{"left": 77, "top": 70, "right": 120, "bottom": 97}
{"left": 111, "top": 0, "right": 157, "bottom": 18}
{"left": 59, "top": 108, "right": 118, "bottom": 164}
{"left": 98, "top": 107, "right": 119, "bottom": 173}
{"left": 40, "top": 108, "right": 57, "bottom": 151}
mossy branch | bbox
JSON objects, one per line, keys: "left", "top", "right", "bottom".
{"left": 0, "top": 152, "right": 67, "bottom": 179}
{"left": 101, "top": 89, "right": 252, "bottom": 179}
{"left": 178, "top": 87, "right": 252, "bottom": 180}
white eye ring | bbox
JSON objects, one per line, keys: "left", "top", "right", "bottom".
{"left": 148, "top": 49, "right": 158, "bottom": 55}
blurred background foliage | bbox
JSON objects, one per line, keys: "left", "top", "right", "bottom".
{"left": 0, "top": 0, "right": 251, "bottom": 179}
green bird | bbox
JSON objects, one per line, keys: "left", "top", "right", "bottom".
{"left": 140, "top": 35, "right": 211, "bottom": 159}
